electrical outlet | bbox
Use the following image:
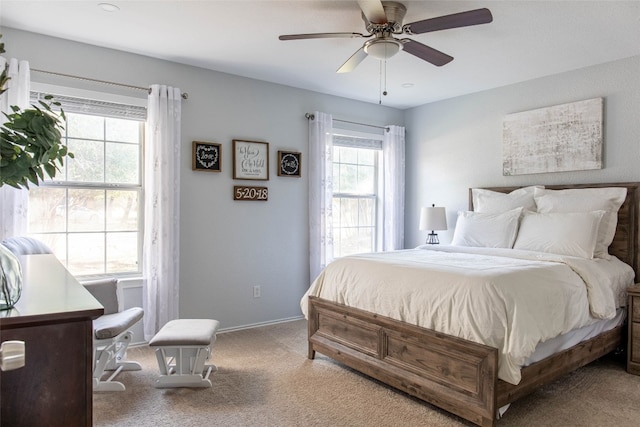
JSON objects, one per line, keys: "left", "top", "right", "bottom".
{"left": 253, "top": 285, "right": 261, "bottom": 298}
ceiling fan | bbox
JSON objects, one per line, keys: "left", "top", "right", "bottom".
{"left": 279, "top": 0, "right": 493, "bottom": 73}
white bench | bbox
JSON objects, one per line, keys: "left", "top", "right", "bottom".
{"left": 149, "top": 319, "right": 220, "bottom": 388}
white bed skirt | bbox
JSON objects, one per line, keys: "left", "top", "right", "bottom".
{"left": 524, "top": 307, "right": 625, "bottom": 366}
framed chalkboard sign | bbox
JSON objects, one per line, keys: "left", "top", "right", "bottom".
{"left": 277, "top": 151, "right": 302, "bottom": 177}
{"left": 192, "top": 141, "right": 221, "bottom": 172}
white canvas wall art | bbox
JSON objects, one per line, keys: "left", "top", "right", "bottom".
{"left": 502, "top": 98, "right": 603, "bottom": 176}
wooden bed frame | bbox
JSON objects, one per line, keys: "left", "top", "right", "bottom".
{"left": 307, "top": 182, "right": 640, "bottom": 427}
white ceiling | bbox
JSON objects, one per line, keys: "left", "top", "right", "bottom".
{"left": 2, "top": 1, "right": 639, "bottom": 109}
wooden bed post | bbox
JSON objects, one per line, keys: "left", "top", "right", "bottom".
{"left": 307, "top": 299, "right": 317, "bottom": 359}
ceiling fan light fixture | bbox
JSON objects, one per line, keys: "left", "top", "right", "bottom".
{"left": 364, "top": 39, "right": 403, "bottom": 60}
{"left": 279, "top": 1, "right": 494, "bottom": 72}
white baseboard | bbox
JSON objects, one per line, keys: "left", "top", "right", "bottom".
{"left": 217, "top": 315, "right": 305, "bottom": 334}
{"left": 129, "top": 315, "right": 305, "bottom": 347}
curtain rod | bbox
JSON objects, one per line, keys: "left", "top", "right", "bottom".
{"left": 31, "top": 68, "right": 189, "bottom": 99}
{"left": 305, "top": 113, "right": 389, "bottom": 132}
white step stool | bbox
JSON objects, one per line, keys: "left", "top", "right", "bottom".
{"left": 149, "top": 319, "right": 220, "bottom": 388}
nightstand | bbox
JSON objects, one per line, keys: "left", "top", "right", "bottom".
{"left": 628, "top": 284, "right": 640, "bottom": 375}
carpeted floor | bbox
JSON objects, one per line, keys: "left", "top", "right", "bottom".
{"left": 94, "top": 319, "right": 640, "bottom": 426}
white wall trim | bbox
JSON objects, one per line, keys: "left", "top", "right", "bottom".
{"left": 117, "top": 278, "right": 143, "bottom": 289}
{"left": 129, "top": 315, "right": 305, "bottom": 347}
{"left": 217, "top": 315, "right": 305, "bottom": 334}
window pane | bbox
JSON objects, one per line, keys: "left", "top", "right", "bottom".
{"left": 68, "top": 233, "right": 105, "bottom": 275}
{"left": 332, "top": 198, "right": 341, "bottom": 228}
{"left": 359, "top": 198, "right": 375, "bottom": 226}
{"left": 107, "top": 190, "right": 139, "bottom": 231}
{"left": 333, "top": 146, "right": 378, "bottom": 196}
{"left": 66, "top": 113, "right": 104, "bottom": 140}
{"left": 106, "top": 142, "right": 139, "bottom": 184}
{"left": 339, "top": 164, "right": 358, "bottom": 193}
{"left": 29, "top": 187, "right": 67, "bottom": 232}
{"left": 67, "top": 139, "right": 105, "bottom": 182}
{"left": 357, "top": 165, "right": 375, "bottom": 194}
{"left": 35, "top": 233, "right": 67, "bottom": 265}
{"left": 356, "top": 228, "right": 374, "bottom": 253}
{"left": 358, "top": 149, "right": 375, "bottom": 166}
{"left": 67, "top": 189, "right": 105, "bottom": 232}
{"left": 107, "top": 232, "right": 138, "bottom": 273}
{"left": 341, "top": 147, "right": 358, "bottom": 164}
{"left": 338, "top": 198, "right": 359, "bottom": 227}
{"left": 336, "top": 226, "right": 375, "bottom": 257}
{"left": 332, "top": 163, "right": 340, "bottom": 193}
{"left": 332, "top": 196, "right": 376, "bottom": 257}
{"left": 333, "top": 234, "right": 343, "bottom": 258}
{"left": 340, "top": 227, "right": 359, "bottom": 256}
{"left": 106, "top": 118, "right": 139, "bottom": 143}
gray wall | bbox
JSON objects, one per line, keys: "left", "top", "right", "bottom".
{"left": 5, "top": 27, "right": 639, "bottom": 331}
{"left": 2, "top": 28, "right": 404, "bottom": 330}
{"left": 405, "top": 55, "right": 640, "bottom": 248}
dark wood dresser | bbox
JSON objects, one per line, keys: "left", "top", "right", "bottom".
{"left": 0, "top": 254, "right": 103, "bottom": 426}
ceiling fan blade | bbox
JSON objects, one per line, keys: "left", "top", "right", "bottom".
{"left": 404, "top": 8, "right": 493, "bottom": 34}
{"left": 336, "top": 47, "right": 368, "bottom": 73}
{"left": 401, "top": 39, "right": 453, "bottom": 67}
{"left": 279, "top": 32, "right": 367, "bottom": 41}
{"left": 357, "top": 0, "right": 387, "bottom": 24}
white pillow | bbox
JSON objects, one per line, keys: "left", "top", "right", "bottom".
{"left": 472, "top": 186, "right": 543, "bottom": 213}
{"left": 513, "top": 211, "right": 605, "bottom": 259}
{"left": 451, "top": 207, "right": 523, "bottom": 248}
{"left": 533, "top": 187, "right": 627, "bottom": 259}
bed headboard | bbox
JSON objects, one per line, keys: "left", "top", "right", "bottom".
{"left": 469, "top": 182, "right": 640, "bottom": 279}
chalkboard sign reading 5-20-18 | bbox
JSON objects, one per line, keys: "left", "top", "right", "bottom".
{"left": 234, "top": 186, "right": 268, "bottom": 201}
{"left": 192, "top": 141, "right": 221, "bottom": 172}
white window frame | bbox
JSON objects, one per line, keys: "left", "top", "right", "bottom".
{"left": 332, "top": 129, "right": 384, "bottom": 257}
{"left": 27, "top": 83, "right": 147, "bottom": 279}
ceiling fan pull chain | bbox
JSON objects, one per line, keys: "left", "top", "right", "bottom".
{"left": 383, "top": 58, "right": 388, "bottom": 98}
{"left": 378, "top": 58, "right": 389, "bottom": 105}
{"left": 378, "top": 60, "right": 383, "bottom": 104}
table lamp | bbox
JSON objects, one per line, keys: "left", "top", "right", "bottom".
{"left": 419, "top": 204, "right": 447, "bottom": 244}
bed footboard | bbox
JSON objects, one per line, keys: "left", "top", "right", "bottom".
{"left": 308, "top": 296, "right": 499, "bottom": 427}
{"left": 308, "top": 296, "right": 624, "bottom": 427}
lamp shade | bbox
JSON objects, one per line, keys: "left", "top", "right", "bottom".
{"left": 419, "top": 206, "right": 447, "bottom": 231}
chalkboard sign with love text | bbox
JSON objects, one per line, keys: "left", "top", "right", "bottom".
{"left": 192, "top": 141, "right": 221, "bottom": 172}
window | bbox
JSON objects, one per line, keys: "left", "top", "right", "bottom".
{"left": 27, "top": 92, "right": 146, "bottom": 277}
{"left": 332, "top": 132, "right": 383, "bottom": 258}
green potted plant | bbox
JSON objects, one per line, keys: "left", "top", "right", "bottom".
{"left": 0, "top": 34, "right": 72, "bottom": 309}
{"left": 0, "top": 36, "right": 71, "bottom": 189}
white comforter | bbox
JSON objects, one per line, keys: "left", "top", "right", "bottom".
{"left": 301, "top": 245, "right": 634, "bottom": 385}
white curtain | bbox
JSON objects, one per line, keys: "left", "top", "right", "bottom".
{"left": 143, "top": 85, "right": 182, "bottom": 341}
{"left": 308, "top": 111, "right": 334, "bottom": 283}
{"left": 0, "top": 57, "right": 30, "bottom": 240}
{"left": 382, "top": 125, "right": 405, "bottom": 251}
